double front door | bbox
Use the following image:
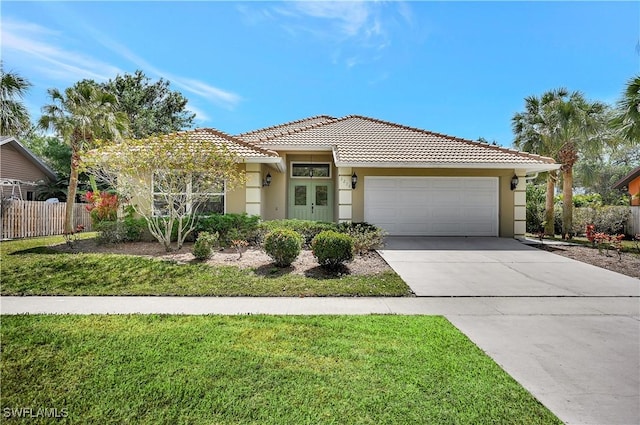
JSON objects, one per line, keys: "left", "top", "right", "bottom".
{"left": 288, "top": 180, "right": 333, "bottom": 222}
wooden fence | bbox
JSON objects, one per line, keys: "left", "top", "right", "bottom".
{"left": 1, "top": 201, "right": 92, "bottom": 240}
{"left": 630, "top": 206, "right": 640, "bottom": 236}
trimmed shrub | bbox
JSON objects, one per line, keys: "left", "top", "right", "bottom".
{"left": 192, "top": 231, "right": 220, "bottom": 260}
{"left": 336, "top": 222, "right": 386, "bottom": 255}
{"left": 194, "top": 213, "right": 260, "bottom": 246}
{"left": 258, "top": 219, "right": 337, "bottom": 247}
{"left": 263, "top": 229, "right": 303, "bottom": 267}
{"left": 94, "top": 221, "right": 127, "bottom": 244}
{"left": 311, "top": 230, "right": 353, "bottom": 270}
{"left": 95, "top": 218, "right": 147, "bottom": 244}
{"left": 123, "top": 216, "right": 146, "bottom": 242}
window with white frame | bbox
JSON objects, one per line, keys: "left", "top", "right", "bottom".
{"left": 152, "top": 171, "right": 225, "bottom": 217}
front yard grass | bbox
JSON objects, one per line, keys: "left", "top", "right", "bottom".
{"left": 1, "top": 315, "right": 561, "bottom": 424}
{"left": 0, "top": 236, "right": 411, "bottom": 296}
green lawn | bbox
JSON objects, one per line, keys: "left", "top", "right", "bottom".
{"left": 0, "top": 236, "right": 411, "bottom": 296}
{"left": 0, "top": 315, "right": 561, "bottom": 424}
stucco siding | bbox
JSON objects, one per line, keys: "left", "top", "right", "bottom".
{"left": 262, "top": 157, "right": 287, "bottom": 220}
{"left": 226, "top": 163, "right": 246, "bottom": 214}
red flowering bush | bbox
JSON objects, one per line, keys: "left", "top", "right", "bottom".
{"left": 85, "top": 191, "right": 118, "bottom": 223}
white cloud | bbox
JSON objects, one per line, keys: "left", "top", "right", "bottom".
{"left": 185, "top": 102, "right": 210, "bottom": 123}
{"left": 1, "top": 18, "right": 123, "bottom": 82}
{"left": 1, "top": 17, "right": 242, "bottom": 114}
{"left": 262, "top": 1, "right": 413, "bottom": 69}
{"left": 80, "top": 24, "right": 242, "bottom": 110}
{"left": 286, "top": 2, "right": 371, "bottom": 38}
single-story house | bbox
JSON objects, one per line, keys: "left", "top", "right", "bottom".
{"left": 132, "top": 115, "right": 560, "bottom": 238}
{"left": 613, "top": 166, "right": 640, "bottom": 206}
{"left": 0, "top": 136, "right": 57, "bottom": 201}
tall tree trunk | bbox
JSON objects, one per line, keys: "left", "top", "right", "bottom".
{"left": 562, "top": 167, "right": 573, "bottom": 238}
{"left": 544, "top": 171, "right": 556, "bottom": 236}
{"left": 64, "top": 150, "right": 80, "bottom": 235}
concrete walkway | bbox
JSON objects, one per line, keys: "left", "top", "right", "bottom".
{"left": 2, "top": 295, "right": 638, "bottom": 425}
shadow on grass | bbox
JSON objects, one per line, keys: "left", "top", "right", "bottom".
{"left": 8, "top": 246, "right": 64, "bottom": 255}
{"left": 250, "top": 262, "right": 351, "bottom": 280}
{"left": 303, "top": 264, "right": 351, "bottom": 280}
{"left": 253, "top": 263, "right": 295, "bottom": 278}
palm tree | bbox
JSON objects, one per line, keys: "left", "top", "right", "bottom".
{"left": 0, "top": 63, "right": 32, "bottom": 136}
{"left": 38, "top": 80, "right": 129, "bottom": 234}
{"left": 513, "top": 90, "right": 564, "bottom": 236}
{"left": 513, "top": 89, "right": 610, "bottom": 236}
{"left": 611, "top": 75, "right": 640, "bottom": 144}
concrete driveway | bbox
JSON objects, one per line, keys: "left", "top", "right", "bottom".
{"left": 378, "top": 236, "right": 639, "bottom": 296}
{"left": 379, "top": 237, "right": 640, "bottom": 425}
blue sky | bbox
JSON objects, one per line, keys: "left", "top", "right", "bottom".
{"left": 2, "top": 1, "right": 638, "bottom": 146}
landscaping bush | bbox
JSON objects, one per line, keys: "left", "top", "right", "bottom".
{"left": 194, "top": 213, "right": 260, "bottom": 246}
{"left": 572, "top": 206, "right": 631, "bottom": 236}
{"left": 94, "top": 221, "right": 127, "bottom": 244}
{"left": 192, "top": 231, "right": 220, "bottom": 260}
{"left": 336, "top": 222, "right": 386, "bottom": 255}
{"left": 263, "top": 228, "right": 303, "bottom": 267}
{"left": 122, "top": 216, "right": 146, "bottom": 242}
{"left": 94, "top": 218, "right": 146, "bottom": 244}
{"left": 259, "top": 219, "right": 337, "bottom": 247}
{"left": 525, "top": 184, "right": 546, "bottom": 233}
{"left": 312, "top": 230, "right": 353, "bottom": 270}
{"left": 84, "top": 191, "right": 119, "bottom": 224}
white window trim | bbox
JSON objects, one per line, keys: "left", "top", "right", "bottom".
{"left": 290, "top": 162, "right": 332, "bottom": 179}
{"left": 151, "top": 171, "right": 226, "bottom": 217}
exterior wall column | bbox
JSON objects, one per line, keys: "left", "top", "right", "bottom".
{"left": 513, "top": 170, "right": 527, "bottom": 238}
{"left": 245, "top": 163, "right": 262, "bottom": 217}
{"left": 338, "top": 167, "right": 353, "bottom": 223}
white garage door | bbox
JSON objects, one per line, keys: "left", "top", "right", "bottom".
{"left": 364, "top": 177, "right": 498, "bottom": 236}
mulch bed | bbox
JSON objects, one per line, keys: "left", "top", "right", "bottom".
{"left": 533, "top": 243, "right": 640, "bottom": 279}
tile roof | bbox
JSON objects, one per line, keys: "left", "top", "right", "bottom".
{"left": 237, "top": 115, "right": 337, "bottom": 143}
{"left": 170, "top": 128, "right": 280, "bottom": 159}
{"left": 238, "top": 115, "right": 557, "bottom": 168}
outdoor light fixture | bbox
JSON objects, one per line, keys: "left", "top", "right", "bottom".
{"left": 351, "top": 172, "right": 358, "bottom": 189}
{"left": 510, "top": 175, "right": 519, "bottom": 191}
{"left": 263, "top": 172, "right": 272, "bottom": 187}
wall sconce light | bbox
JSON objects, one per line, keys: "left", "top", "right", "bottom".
{"left": 510, "top": 175, "right": 519, "bottom": 191}
{"left": 262, "top": 172, "right": 272, "bottom": 187}
{"left": 351, "top": 172, "right": 358, "bottom": 189}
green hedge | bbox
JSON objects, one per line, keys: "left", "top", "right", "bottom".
{"left": 194, "top": 213, "right": 260, "bottom": 246}
{"left": 258, "top": 219, "right": 337, "bottom": 247}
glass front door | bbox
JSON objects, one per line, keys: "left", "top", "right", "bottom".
{"left": 288, "top": 181, "right": 333, "bottom": 222}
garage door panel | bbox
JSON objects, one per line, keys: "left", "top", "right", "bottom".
{"left": 463, "top": 207, "right": 495, "bottom": 220}
{"left": 364, "top": 177, "right": 498, "bottom": 236}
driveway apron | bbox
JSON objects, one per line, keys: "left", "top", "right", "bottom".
{"left": 379, "top": 236, "right": 640, "bottom": 425}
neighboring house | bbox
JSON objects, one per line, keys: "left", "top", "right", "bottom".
{"left": 137, "top": 115, "right": 560, "bottom": 239}
{"left": 613, "top": 166, "right": 640, "bottom": 206}
{"left": 0, "top": 136, "right": 57, "bottom": 201}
